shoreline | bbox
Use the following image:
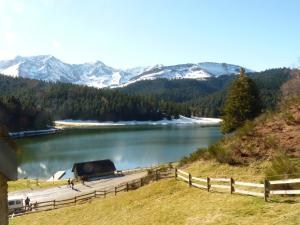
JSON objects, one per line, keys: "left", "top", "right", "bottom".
{"left": 55, "top": 116, "right": 221, "bottom": 129}
{"left": 9, "top": 128, "right": 63, "bottom": 139}
{"left": 9, "top": 116, "right": 221, "bottom": 138}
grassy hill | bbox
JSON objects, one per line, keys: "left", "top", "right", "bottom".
{"left": 9, "top": 160, "right": 300, "bottom": 225}
{"left": 180, "top": 96, "right": 300, "bottom": 171}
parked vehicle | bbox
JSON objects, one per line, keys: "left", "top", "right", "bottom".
{"left": 8, "top": 197, "right": 24, "bottom": 214}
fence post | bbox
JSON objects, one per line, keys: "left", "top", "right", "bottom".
{"left": 230, "top": 178, "right": 234, "bottom": 194}
{"left": 264, "top": 178, "right": 269, "bottom": 202}
{"left": 53, "top": 200, "right": 55, "bottom": 209}
{"left": 188, "top": 173, "right": 192, "bottom": 187}
{"left": 74, "top": 196, "right": 77, "bottom": 204}
{"left": 207, "top": 177, "right": 210, "bottom": 192}
{"left": 126, "top": 183, "right": 129, "bottom": 192}
{"left": 175, "top": 168, "right": 178, "bottom": 180}
{"left": 155, "top": 170, "right": 159, "bottom": 181}
{"left": 115, "top": 187, "right": 117, "bottom": 196}
{"left": 94, "top": 190, "right": 96, "bottom": 198}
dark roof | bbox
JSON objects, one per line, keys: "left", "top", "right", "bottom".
{"left": 72, "top": 159, "right": 116, "bottom": 177}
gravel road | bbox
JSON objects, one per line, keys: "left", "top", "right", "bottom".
{"left": 8, "top": 172, "right": 147, "bottom": 203}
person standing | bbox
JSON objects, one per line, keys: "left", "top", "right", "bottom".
{"left": 67, "top": 178, "right": 71, "bottom": 188}
{"left": 71, "top": 180, "right": 74, "bottom": 190}
{"left": 25, "top": 197, "right": 30, "bottom": 211}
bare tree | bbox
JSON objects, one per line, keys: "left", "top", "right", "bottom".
{"left": 281, "top": 69, "right": 300, "bottom": 98}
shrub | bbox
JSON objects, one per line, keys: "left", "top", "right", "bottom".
{"left": 265, "top": 135, "right": 279, "bottom": 149}
{"left": 178, "top": 147, "right": 210, "bottom": 166}
{"left": 179, "top": 142, "right": 242, "bottom": 166}
{"left": 207, "top": 143, "right": 237, "bottom": 165}
{"left": 265, "top": 154, "right": 300, "bottom": 190}
{"left": 282, "top": 111, "right": 297, "bottom": 125}
{"left": 265, "top": 154, "right": 300, "bottom": 180}
{"left": 235, "top": 120, "right": 255, "bottom": 137}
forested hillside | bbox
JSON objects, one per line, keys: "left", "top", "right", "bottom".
{"left": 0, "top": 96, "right": 52, "bottom": 132}
{"left": 0, "top": 75, "right": 191, "bottom": 130}
{"left": 120, "top": 68, "right": 292, "bottom": 117}
{"left": 119, "top": 75, "right": 236, "bottom": 102}
{"left": 0, "top": 68, "right": 292, "bottom": 131}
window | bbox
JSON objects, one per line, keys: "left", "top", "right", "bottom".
{"left": 8, "top": 201, "right": 15, "bottom": 206}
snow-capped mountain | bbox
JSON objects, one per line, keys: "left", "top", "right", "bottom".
{"left": 0, "top": 55, "right": 128, "bottom": 88}
{"left": 0, "top": 55, "right": 253, "bottom": 88}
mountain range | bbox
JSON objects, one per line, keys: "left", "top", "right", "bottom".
{"left": 0, "top": 55, "right": 253, "bottom": 88}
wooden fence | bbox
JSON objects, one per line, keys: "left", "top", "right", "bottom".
{"left": 9, "top": 170, "right": 173, "bottom": 217}
{"left": 175, "top": 168, "right": 300, "bottom": 202}
{"left": 11, "top": 168, "right": 299, "bottom": 218}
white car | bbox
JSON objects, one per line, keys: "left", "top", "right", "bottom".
{"left": 8, "top": 197, "right": 25, "bottom": 214}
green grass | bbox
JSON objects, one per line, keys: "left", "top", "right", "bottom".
{"left": 9, "top": 160, "right": 300, "bottom": 225}
{"left": 8, "top": 179, "right": 67, "bottom": 192}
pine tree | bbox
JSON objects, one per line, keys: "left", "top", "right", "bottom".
{"left": 221, "top": 68, "right": 262, "bottom": 133}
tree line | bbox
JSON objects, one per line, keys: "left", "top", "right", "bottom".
{"left": 0, "top": 75, "right": 191, "bottom": 131}
{"left": 196, "top": 68, "right": 291, "bottom": 117}
{"left": 0, "top": 68, "right": 292, "bottom": 131}
{"left": 120, "top": 68, "right": 292, "bottom": 117}
{"left": 0, "top": 96, "right": 52, "bottom": 132}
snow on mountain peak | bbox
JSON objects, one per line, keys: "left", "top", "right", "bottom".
{"left": 0, "top": 55, "right": 253, "bottom": 88}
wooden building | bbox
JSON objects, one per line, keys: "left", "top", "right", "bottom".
{"left": 72, "top": 159, "right": 116, "bottom": 180}
{"left": 0, "top": 126, "right": 17, "bottom": 225}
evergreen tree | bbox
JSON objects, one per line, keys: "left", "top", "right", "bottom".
{"left": 221, "top": 68, "right": 262, "bottom": 133}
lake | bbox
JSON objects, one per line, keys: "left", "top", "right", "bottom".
{"left": 15, "top": 125, "right": 222, "bottom": 179}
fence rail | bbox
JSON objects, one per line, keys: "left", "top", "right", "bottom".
{"left": 234, "top": 181, "right": 264, "bottom": 188}
{"left": 9, "top": 169, "right": 173, "bottom": 218}
{"left": 175, "top": 168, "right": 300, "bottom": 201}
{"left": 269, "top": 178, "right": 300, "bottom": 185}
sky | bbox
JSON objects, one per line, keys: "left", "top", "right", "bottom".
{"left": 0, "top": 0, "right": 300, "bottom": 71}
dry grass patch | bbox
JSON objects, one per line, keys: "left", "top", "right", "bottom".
{"left": 184, "top": 159, "right": 269, "bottom": 182}
{"left": 8, "top": 179, "right": 67, "bottom": 192}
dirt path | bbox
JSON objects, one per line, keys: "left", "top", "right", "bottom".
{"left": 8, "top": 172, "right": 147, "bottom": 203}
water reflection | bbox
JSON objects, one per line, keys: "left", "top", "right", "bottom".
{"left": 16, "top": 125, "right": 222, "bottom": 179}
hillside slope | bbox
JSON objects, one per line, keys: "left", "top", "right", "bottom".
{"left": 222, "top": 97, "right": 300, "bottom": 164}
{"left": 179, "top": 97, "right": 300, "bottom": 171}
{"left": 9, "top": 161, "right": 300, "bottom": 225}
{"left": 120, "top": 68, "right": 291, "bottom": 117}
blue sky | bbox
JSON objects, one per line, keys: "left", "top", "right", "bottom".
{"left": 0, "top": 0, "right": 300, "bottom": 70}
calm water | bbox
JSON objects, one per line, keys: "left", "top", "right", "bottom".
{"left": 15, "top": 125, "right": 222, "bottom": 179}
